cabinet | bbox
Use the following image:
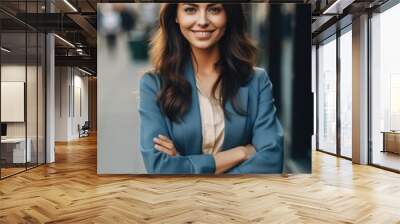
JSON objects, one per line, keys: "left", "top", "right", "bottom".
{"left": 382, "top": 131, "right": 400, "bottom": 154}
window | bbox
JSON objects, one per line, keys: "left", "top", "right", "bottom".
{"left": 317, "top": 36, "right": 337, "bottom": 154}
{"left": 370, "top": 2, "right": 400, "bottom": 171}
{"left": 339, "top": 28, "right": 352, "bottom": 158}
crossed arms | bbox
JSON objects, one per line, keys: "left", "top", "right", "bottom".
{"left": 139, "top": 71, "right": 283, "bottom": 174}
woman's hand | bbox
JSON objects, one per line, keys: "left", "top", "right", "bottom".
{"left": 214, "top": 144, "right": 256, "bottom": 174}
{"left": 241, "top": 144, "right": 256, "bottom": 160}
{"left": 153, "top": 134, "right": 178, "bottom": 156}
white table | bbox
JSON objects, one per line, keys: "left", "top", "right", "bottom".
{"left": 1, "top": 138, "right": 31, "bottom": 163}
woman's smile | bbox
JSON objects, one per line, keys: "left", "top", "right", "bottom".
{"left": 191, "top": 30, "right": 215, "bottom": 40}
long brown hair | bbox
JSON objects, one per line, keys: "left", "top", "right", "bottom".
{"left": 150, "top": 3, "right": 257, "bottom": 122}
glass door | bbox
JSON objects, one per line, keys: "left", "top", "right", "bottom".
{"left": 0, "top": 0, "right": 47, "bottom": 179}
{"left": 317, "top": 35, "right": 337, "bottom": 155}
{"left": 1, "top": 30, "right": 28, "bottom": 178}
{"left": 339, "top": 27, "right": 352, "bottom": 159}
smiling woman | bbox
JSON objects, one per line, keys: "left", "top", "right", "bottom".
{"left": 176, "top": 3, "right": 227, "bottom": 49}
{"left": 139, "top": 3, "right": 284, "bottom": 174}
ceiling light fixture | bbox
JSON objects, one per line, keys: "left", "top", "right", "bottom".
{"left": 322, "top": 0, "right": 343, "bottom": 14}
{"left": 1, "top": 47, "right": 11, "bottom": 53}
{"left": 322, "top": 0, "right": 354, "bottom": 15}
{"left": 63, "top": 0, "right": 78, "bottom": 12}
{"left": 54, "top": 34, "right": 75, "bottom": 48}
{"left": 78, "top": 67, "right": 92, "bottom": 76}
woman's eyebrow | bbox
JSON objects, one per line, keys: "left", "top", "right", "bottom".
{"left": 182, "top": 3, "right": 220, "bottom": 8}
{"left": 183, "top": 3, "right": 199, "bottom": 7}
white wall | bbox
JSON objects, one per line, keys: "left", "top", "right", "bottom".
{"left": 72, "top": 72, "right": 89, "bottom": 138}
{"left": 55, "top": 66, "right": 69, "bottom": 141}
{"left": 1, "top": 65, "right": 26, "bottom": 129}
{"left": 1, "top": 65, "right": 36, "bottom": 138}
{"left": 1, "top": 82, "right": 25, "bottom": 122}
{"left": 55, "top": 66, "right": 89, "bottom": 141}
{"left": 1, "top": 63, "right": 46, "bottom": 164}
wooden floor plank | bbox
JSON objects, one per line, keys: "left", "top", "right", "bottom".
{"left": 0, "top": 134, "right": 400, "bottom": 223}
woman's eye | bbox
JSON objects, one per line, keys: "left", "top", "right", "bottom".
{"left": 184, "top": 7, "right": 196, "bottom": 14}
{"left": 208, "top": 7, "right": 222, "bottom": 14}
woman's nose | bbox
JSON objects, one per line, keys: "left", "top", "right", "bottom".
{"left": 197, "top": 10, "right": 209, "bottom": 27}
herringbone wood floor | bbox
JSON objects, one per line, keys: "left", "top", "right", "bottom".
{"left": 1, "top": 134, "right": 400, "bottom": 224}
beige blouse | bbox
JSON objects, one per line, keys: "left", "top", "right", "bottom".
{"left": 195, "top": 76, "right": 225, "bottom": 155}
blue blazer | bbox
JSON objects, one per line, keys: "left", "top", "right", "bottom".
{"left": 139, "top": 60, "right": 283, "bottom": 174}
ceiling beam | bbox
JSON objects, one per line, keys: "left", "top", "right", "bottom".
{"left": 55, "top": 55, "right": 96, "bottom": 70}
{"left": 67, "top": 13, "right": 97, "bottom": 45}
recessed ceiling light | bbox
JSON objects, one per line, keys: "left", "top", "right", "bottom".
{"left": 322, "top": 0, "right": 353, "bottom": 15}
{"left": 78, "top": 67, "right": 92, "bottom": 76}
{"left": 54, "top": 34, "right": 75, "bottom": 48}
{"left": 1, "top": 47, "right": 11, "bottom": 53}
{"left": 63, "top": 0, "right": 78, "bottom": 12}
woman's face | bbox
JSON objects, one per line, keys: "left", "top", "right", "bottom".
{"left": 176, "top": 3, "right": 227, "bottom": 50}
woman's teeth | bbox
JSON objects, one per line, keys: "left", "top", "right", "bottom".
{"left": 193, "top": 31, "right": 212, "bottom": 38}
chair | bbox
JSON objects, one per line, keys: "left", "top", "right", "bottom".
{"left": 79, "top": 121, "right": 90, "bottom": 138}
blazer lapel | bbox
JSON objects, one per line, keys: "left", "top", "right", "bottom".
{"left": 180, "top": 60, "right": 203, "bottom": 155}
{"left": 222, "top": 85, "right": 249, "bottom": 150}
